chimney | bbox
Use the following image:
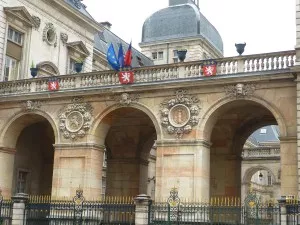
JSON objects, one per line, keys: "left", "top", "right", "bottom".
{"left": 99, "top": 21, "right": 112, "bottom": 30}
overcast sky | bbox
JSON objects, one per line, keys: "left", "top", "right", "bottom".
{"left": 82, "top": 0, "right": 295, "bottom": 57}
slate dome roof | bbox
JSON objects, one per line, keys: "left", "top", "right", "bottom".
{"left": 142, "top": 1, "right": 223, "bottom": 54}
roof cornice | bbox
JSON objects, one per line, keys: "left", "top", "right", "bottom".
{"left": 46, "top": 0, "right": 103, "bottom": 33}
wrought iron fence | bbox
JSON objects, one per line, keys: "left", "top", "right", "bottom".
{"left": 24, "top": 190, "right": 135, "bottom": 225}
{"left": 148, "top": 188, "right": 281, "bottom": 225}
{"left": 0, "top": 198, "right": 12, "bottom": 225}
{"left": 286, "top": 198, "right": 300, "bottom": 225}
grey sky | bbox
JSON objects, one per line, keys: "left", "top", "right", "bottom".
{"left": 82, "top": 0, "right": 295, "bottom": 57}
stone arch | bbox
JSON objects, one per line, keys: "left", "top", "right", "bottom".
{"left": 198, "top": 96, "right": 287, "bottom": 142}
{"left": 0, "top": 110, "right": 59, "bottom": 148}
{"left": 91, "top": 103, "right": 162, "bottom": 145}
{"left": 243, "top": 165, "right": 278, "bottom": 184}
{"left": 36, "top": 61, "right": 60, "bottom": 77}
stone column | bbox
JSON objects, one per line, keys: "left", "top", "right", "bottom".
{"left": 11, "top": 193, "right": 28, "bottom": 225}
{"left": 155, "top": 140, "right": 210, "bottom": 201}
{"left": 51, "top": 143, "right": 104, "bottom": 200}
{"left": 278, "top": 197, "right": 288, "bottom": 225}
{"left": 0, "top": 147, "right": 16, "bottom": 197}
{"left": 134, "top": 194, "right": 151, "bottom": 225}
{"left": 279, "top": 137, "right": 297, "bottom": 196}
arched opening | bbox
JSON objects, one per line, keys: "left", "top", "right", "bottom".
{"left": 1, "top": 113, "right": 55, "bottom": 196}
{"left": 207, "top": 100, "right": 279, "bottom": 199}
{"left": 241, "top": 125, "right": 280, "bottom": 202}
{"left": 96, "top": 107, "right": 157, "bottom": 196}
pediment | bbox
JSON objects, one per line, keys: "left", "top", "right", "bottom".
{"left": 66, "top": 41, "right": 90, "bottom": 57}
{"left": 4, "top": 6, "right": 37, "bottom": 27}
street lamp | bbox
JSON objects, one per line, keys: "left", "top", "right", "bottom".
{"left": 259, "top": 172, "right": 263, "bottom": 181}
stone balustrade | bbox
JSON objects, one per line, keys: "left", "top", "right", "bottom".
{"left": 251, "top": 182, "right": 274, "bottom": 194}
{"left": 0, "top": 50, "right": 295, "bottom": 96}
{"left": 242, "top": 147, "right": 280, "bottom": 159}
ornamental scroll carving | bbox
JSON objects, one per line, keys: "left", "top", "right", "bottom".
{"left": 59, "top": 98, "right": 93, "bottom": 140}
{"left": 224, "top": 83, "right": 256, "bottom": 99}
{"left": 43, "top": 23, "right": 57, "bottom": 47}
{"left": 60, "top": 33, "right": 68, "bottom": 45}
{"left": 23, "top": 100, "right": 41, "bottom": 111}
{"left": 160, "top": 89, "right": 201, "bottom": 139}
{"left": 112, "top": 93, "right": 140, "bottom": 106}
{"left": 32, "top": 16, "right": 41, "bottom": 29}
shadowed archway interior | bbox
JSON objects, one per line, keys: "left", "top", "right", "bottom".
{"left": 209, "top": 100, "right": 277, "bottom": 198}
{"left": 12, "top": 120, "right": 55, "bottom": 195}
{"left": 103, "top": 107, "right": 157, "bottom": 196}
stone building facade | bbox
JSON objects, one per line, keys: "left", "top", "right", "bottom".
{"left": 0, "top": 0, "right": 298, "bottom": 203}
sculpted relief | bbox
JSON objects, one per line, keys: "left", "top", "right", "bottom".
{"left": 160, "top": 89, "right": 201, "bottom": 139}
{"left": 59, "top": 98, "right": 93, "bottom": 140}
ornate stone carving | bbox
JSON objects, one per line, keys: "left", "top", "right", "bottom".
{"left": 59, "top": 98, "right": 93, "bottom": 140}
{"left": 160, "top": 89, "right": 200, "bottom": 139}
{"left": 224, "top": 83, "right": 256, "bottom": 98}
{"left": 23, "top": 100, "right": 41, "bottom": 111}
{"left": 32, "top": 15, "right": 40, "bottom": 29}
{"left": 60, "top": 33, "right": 68, "bottom": 45}
{"left": 112, "top": 93, "right": 140, "bottom": 106}
{"left": 43, "top": 23, "right": 57, "bottom": 47}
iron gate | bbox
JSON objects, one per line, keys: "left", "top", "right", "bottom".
{"left": 148, "top": 188, "right": 281, "bottom": 225}
{"left": 0, "top": 192, "right": 12, "bottom": 225}
{"left": 24, "top": 189, "right": 135, "bottom": 225}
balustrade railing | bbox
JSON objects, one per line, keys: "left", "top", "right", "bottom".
{"left": 0, "top": 50, "right": 295, "bottom": 96}
{"left": 242, "top": 147, "right": 280, "bottom": 159}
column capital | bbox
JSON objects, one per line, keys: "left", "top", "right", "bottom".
{"left": 12, "top": 193, "right": 29, "bottom": 203}
{"left": 53, "top": 143, "right": 105, "bottom": 151}
{"left": 134, "top": 194, "right": 151, "bottom": 205}
{"left": 279, "top": 136, "right": 297, "bottom": 143}
{"left": 156, "top": 139, "right": 211, "bottom": 148}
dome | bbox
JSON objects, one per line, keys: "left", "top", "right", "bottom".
{"left": 141, "top": 1, "right": 223, "bottom": 54}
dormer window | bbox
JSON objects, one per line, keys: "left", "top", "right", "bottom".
{"left": 8, "top": 27, "right": 23, "bottom": 45}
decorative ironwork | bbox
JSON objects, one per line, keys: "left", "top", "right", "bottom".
{"left": 160, "top": 89, "right": 201, "bottom": 139}
{"left": 167, "top": 188, "right": 180, "bottom": 222}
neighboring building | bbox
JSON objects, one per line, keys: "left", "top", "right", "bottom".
{"left": 140, "top": 0, "right": 223, "bottom": 65}
{"left": 1, "top": 0, "right": 153, "bottom": 82}
{"left": 241, "top": 125, "right": 280, "bottom": 202}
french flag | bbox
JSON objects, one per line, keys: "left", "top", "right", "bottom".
{"left": 124, "top": 41, "right": 132, "bottom": 67}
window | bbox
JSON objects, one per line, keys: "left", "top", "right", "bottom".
{"left": 152, "top": 52, "right": 157, "bottom": 60}
{"left": 69, "top": 58, "right": 80, "bottom": 74}
{"left": 4, "top": 56, "right": 19, "bottom": 81}
{"left": 268, "top": 174, "right": 272, "bottom": 185}
{"left": 16, "top": 170, "right": 29, "bottom": 193}
{"left": 158, "top": 51, "right": 163, "bottom": 60}
{"left": 173, "top": 50, "right": 178, "bottom": 63}
{"left": 8, "top": 27, "right": 23, "bottom": 45}
{"left": 260, "top": 128, "right": 267, "bottom": 134}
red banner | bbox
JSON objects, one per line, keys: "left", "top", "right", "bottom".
{"left": 119, "top": 71, "right": 134, "bottom": 84}
{"left": 48, "top": 79, "right": 59, "bottom": 91}
{"left": 203, "top": 64, "right": 217, "bottom": 76}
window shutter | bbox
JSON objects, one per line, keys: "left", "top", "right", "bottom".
{"left": 6, "top": 40, "right": 22, "bottom": 60}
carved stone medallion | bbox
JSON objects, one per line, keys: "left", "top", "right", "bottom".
{"left": 43, "top": 23, "right": 57, "bottom": 47}
{"left": 59, "top": 98, "right": 93, "bottom": 140}
{"left": 224, "top": 83, "right": 256, "bottom": 99}
{"left": 160, "top": 90, "right": 200, "bottom": 139}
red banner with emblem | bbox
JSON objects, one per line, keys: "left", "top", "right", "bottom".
{"left": 48, "top": 78, "right": 59, "bottom": 91}
{"left": 202, "top": 60, "right": 217, "bottom": 76}
{"left": 119, "top": 71, "right": 134, "bottom": 84}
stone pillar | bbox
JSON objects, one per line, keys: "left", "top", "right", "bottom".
{"left": 278, "top": 197, "right": 288, "bottom": 225}
{"left": 11, "top": 193, "right": 28, "bottom": 225}
{"left": 0, "top": 147, "right": 16, "bottom": 197}
{"left": 51, "top": 143, "right": 104, "bottom": 200}
{"left": 155, "top": 140, "right": 210, "bottom": 201}
{"left": 134, "top": 194, "right": 151, "bottom": 225}
{"left": 279, "top": 137, "right": 297, "bottom": 196}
